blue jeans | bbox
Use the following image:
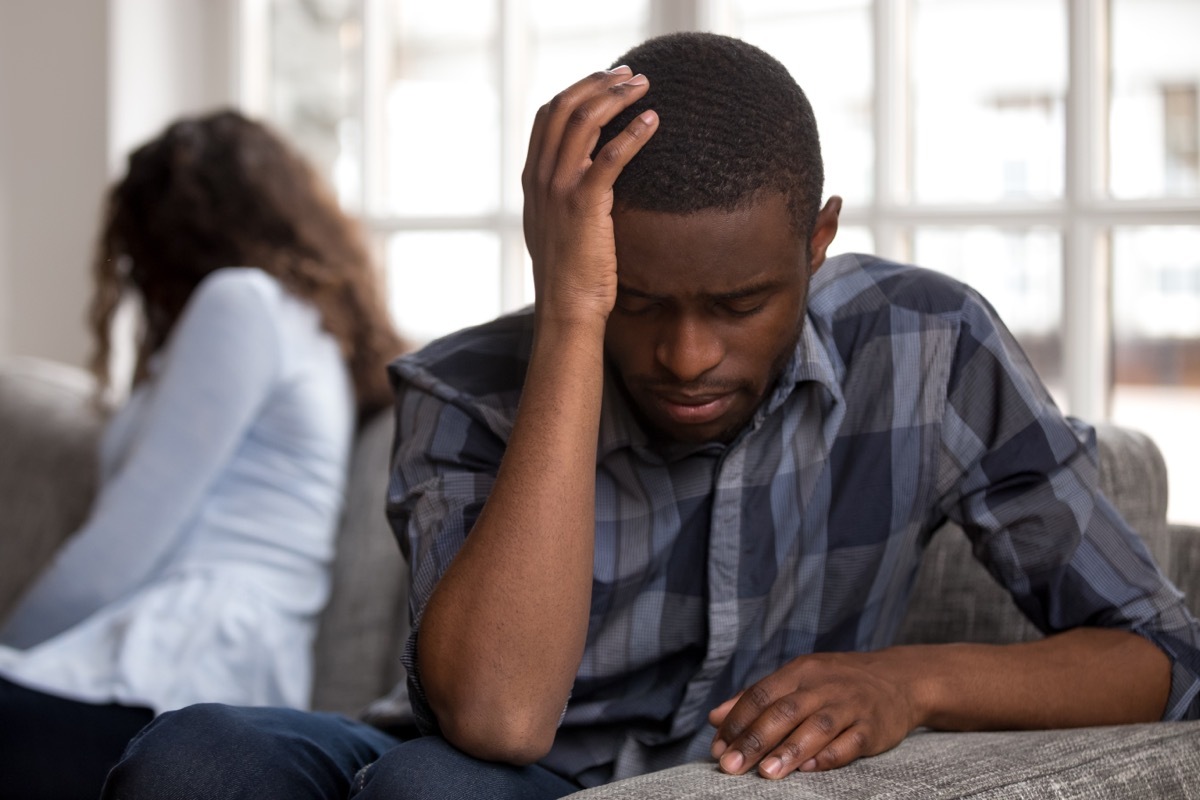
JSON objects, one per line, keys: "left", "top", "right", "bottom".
{"left": 101, "top": 703, "right": 582, "bottom": 800}
{"left": 0, "top": 674, "right": 154, "bottom": 799}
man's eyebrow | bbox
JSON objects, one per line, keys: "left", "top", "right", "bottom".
{"left": 710, "top": 281, "right": 785, "bottom": 301}
{"left": 615, "top": 284, "right": 663, "bottom": 300}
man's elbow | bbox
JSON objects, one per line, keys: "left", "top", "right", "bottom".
{"left": 436, "top": 704, "right": 558, "bottom": 766}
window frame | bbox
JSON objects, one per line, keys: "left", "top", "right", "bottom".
{"left": 237, "top": 0, "right": 1200, "bottom": 422}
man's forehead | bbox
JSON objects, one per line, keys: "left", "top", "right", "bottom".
{"left": 612, "top": 195, "right": 805, "bottom": 292}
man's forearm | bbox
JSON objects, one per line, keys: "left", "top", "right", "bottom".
{"left": 416, "top": 317, "right": 606, "bottom": 764}
{"left": 910, "top": 627, "right": 1171, "bottom": 731}
{"left": 415, "top": 64, "right": 657, "bottom": 765}
{"left": 710, "top": 626, "right": 1172, "bottom": 778}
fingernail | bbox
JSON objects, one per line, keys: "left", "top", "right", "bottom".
{"left": 800, "top": 758, "right": 817, "bottom": 772}
{"left": 621, "top": 73, "right": 648, "bottom": 87}
{"left": 720, "top": 751, "right": 744, "bottom": 773}
{"left": 612, "top": 64, "right": 633, "bottom": 75}
{"left": 761, "top": 757, "right": 782, "bottom": 778}
{"left": 711, "top": 739, "right": 727, "bottom": 759}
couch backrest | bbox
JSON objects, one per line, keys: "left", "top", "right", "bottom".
{"left": 311, "top": 409, "right": 411, "bottom": 715}
{"left": 0, "top": 358, "right": 104, "bottom": 620}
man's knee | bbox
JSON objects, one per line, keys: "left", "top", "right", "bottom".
{"left": 102, "top": 703, "right": 314, "bottom": 800}
{"left": 352, "top": 737, "right": 576, "bottom": 800}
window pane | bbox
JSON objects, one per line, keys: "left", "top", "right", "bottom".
{"left": 1111, "top": 226, "right": 1200, "bottom": 524}
{"left": 387, "top": 231, "right": 502, "bottom": 342}
{"left": 828, "top": 225, "right": 873, "bottom": 258}
{"left": 911, "top": 0, "right": 1066, "bottom": 202}
{"left": 723, "top": 0, "right": 873, "bottom": 204}
{"left": 1110, "top": 0, "right": 1200, "bottom": 199}
{"left": 509, "top": 1, "right": 649, "bottom": 211}
{"left": 375, "top": 1, "right": 500, "bottom": 216}
{"left": 914, "top": 227, "right": 1063, "bottom": 397}
{"left": 265, "top": 0, "right": 364, "bottom": 209}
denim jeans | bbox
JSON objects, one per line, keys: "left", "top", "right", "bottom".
{"left": 101, "top": 703, "right": 582, "bottom": 800}
{"left": 0, "top": 674, "right": 154, "bottom": 800}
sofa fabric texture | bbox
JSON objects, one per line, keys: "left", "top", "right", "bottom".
{"left": 568, "top": 722, "right": 1200, "bottom": 799}
{"left": 2, "top": 356, "right": 1199, "bottom": 798}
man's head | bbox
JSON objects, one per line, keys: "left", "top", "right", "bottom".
{"left": 596, "top": 31, "right": 826, "bottom": 241}
{"left": 598, "top": 32, "right": 840, "bottom": 444}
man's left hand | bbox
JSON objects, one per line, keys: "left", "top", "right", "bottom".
{"left": 708, "top": 650, "right": 923, "bottom": 779}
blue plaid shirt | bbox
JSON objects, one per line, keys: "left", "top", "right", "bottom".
{"left": 387, "top": 254, "right": 1200, "bottom": 787}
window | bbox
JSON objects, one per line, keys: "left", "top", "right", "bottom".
{"left": 243, "top": 0, "right": 1200, "bottom": 524}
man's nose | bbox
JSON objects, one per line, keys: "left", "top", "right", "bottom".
{"left": 655, "top": 315, "right": 724, "bottom": 383}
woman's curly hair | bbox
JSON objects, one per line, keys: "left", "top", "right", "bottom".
{"left": 89, "top": 110, "right": 403, "bottom": 419}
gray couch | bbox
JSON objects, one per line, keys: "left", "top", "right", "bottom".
{"left": 3, "top": 355, "right": 1199, "bottom": 798}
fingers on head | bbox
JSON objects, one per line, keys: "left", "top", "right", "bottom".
{"left": 547, "top": 67, "right": 636, "bottom": 116}
{"left": 525, "top": 69, "right": 628, "bottom": 185}
{"left": 542, "top": 72, "right": 652, "bottom": 174}
{"left": 584, "top": 106, "right": 656, "bottom": 187}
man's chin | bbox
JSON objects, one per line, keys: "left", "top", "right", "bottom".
{"left": 641, "top": 410, "right": 747, "bottom": 447}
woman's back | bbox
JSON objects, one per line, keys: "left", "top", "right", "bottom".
{"left": 0, "top": 268, "right": 354, "bottom": 711}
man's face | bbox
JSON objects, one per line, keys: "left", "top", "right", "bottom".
{"left": 604, "top": 192, "right": 837, "bottom": 444}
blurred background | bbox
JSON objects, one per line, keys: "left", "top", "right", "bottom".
{"left": 1, "top": 0, "right": 1197, "bottom": 523}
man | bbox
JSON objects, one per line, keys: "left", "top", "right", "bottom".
{"left": 103, "top": 32, "right": 1200, "bottom": 800}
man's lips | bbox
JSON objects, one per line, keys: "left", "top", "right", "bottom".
{"left": 650, "top": 390, "right": 738, "bottom": 426}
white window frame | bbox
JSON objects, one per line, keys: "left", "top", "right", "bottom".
{"left": 235, "top": 0, "right": 1200, "bottom": 422}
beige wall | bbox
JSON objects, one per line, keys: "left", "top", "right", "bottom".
{"left": 0, "top": 0, "right": 110, "bottom": 367}
{"left": 0, "top": 0, "right": 236, "bottom": 369}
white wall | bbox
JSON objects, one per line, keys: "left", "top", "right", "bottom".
{"left": 0, "top": 0, "right": 111, "bottom": 367}
{"left": 109, "top": 0, "right": 237, "bottom": 174}
{"left": 0, "top": 0, "right": 237, "bottom": 369}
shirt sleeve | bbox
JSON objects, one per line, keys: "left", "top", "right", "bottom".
{"left": 936, "top": 289, "right": 1200, "bottom": 720}
{"left": 0, "top": 270, "right": 283, "bottom": 645}
{"left": 386, "top": 375, "right": 507, "bottom": 736}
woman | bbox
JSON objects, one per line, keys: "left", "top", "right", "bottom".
{"left": 0, "top": 110, "right": 402, "bottom": 797}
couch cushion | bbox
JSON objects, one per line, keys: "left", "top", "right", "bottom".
{"left": 565, "top": 721, "right": 1200, "bottom": 799}
{"left": 0, "top": 357, "right": 104, "bottom": 622}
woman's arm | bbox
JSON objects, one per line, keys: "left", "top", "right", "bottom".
{"left": 1, "top": 270, "right": 284, "bottom": 645}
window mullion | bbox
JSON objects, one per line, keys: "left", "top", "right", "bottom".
{"left": 499, "top": 0, "right": 527, "bottom": 312}
{"left": 650, "top": 0, "right": 701, "bottom": 35}
{"left": 361, "top": 0, "right": 388, "bottom": 220}
{"left": 1063, "top": 0, "right": 1111, "bottom": 421}
{"left": 873, "top": 0, "right": 910, "bottom": 262}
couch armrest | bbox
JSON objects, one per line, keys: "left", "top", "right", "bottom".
{"left": 0, "top": 357, "right": 105, "bottom": 623}
{"left": 565, "top": 721, "right": 1200, "bottom": 799}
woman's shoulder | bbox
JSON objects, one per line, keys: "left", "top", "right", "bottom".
{"left": 180, "top": 268, "right": 339, "bottom": 376}
{"left": 183, "top": 268, "right": 319, "bottom": 337}
{"left": 166, "top": 268, "right": 293, "bottom": 367}
{"left": 189, "top": 267, "right": 285, "bottom": 314}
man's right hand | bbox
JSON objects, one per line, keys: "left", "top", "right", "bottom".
{"left": 522, "top": 66, "right": 658, "bottom": 330}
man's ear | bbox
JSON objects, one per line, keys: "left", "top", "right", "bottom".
{"left": 808, "top": 196, "right": 843, "bottom": 275}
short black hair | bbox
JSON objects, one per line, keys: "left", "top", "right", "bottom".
{"left": 596, "top": 32, "right": 824, "bottom": 239}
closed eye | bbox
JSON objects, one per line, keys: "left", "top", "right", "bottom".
{"left": 614, "top": 295, "right": 661, "bottom": 315}
{"left": 718, "top": 297, "right": 768, "bottom": 318}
